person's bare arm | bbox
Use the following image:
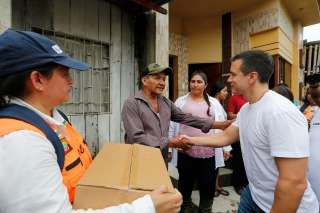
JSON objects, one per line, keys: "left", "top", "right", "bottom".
{"left": 227, "top": 112, "right": 237, "bottom": 120}
{"left": 212, "top": 120, "right": 233, "bottom": 130}
{"left": 181, "top": 125, "right": 239, "bottom": 148}
{"left": 270, "top": 157, "right": 308, "bottom": 213}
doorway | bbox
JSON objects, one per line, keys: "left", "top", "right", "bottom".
{"left": 169, "top": 55, "right": 179, "bottom": 101}
{"left": 188, "top": 63, "right": 222, "bottom": 96}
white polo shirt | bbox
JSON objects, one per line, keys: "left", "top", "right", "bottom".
{"left": 233, "top": 91, "right": 318, "bottom": 213}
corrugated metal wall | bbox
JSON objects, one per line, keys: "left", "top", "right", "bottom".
{"left": 12, "top": 0, "right": 139, "bottom": 155}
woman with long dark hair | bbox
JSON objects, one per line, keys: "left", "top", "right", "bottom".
{"left": 169, "top": 71, "right": 216, "bottom": 213}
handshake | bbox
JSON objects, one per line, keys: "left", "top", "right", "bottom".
{"left": 168, "top": 135, "right": 192, "bottom": 151}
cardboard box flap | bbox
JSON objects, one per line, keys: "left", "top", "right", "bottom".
{"left": 78, "top": 144, "right": 132, "bottom": 189}
{"left": 129, "top": 144, "right": 174, "bottom": 192}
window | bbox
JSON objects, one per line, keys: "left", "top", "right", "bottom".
{"left": 33, "top": 28, "right": 110, "bottom": 114}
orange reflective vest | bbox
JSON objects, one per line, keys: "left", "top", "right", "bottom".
{"left": 0, "top": 118, "right": 92, "bottom": 203}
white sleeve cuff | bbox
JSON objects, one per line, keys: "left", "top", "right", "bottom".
{"left": 131, "top": 195, "right": 155, "bottom": 213}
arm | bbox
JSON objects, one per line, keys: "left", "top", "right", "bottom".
{"left": 182, "top": 125, "right": 239, "bottom": 148}
{"left": 121, "top": 100, "right": 168, "bottom": 149}
{"left": 170, "top": 100, "right": 231, "bottom": 132}
{"left": 212, "top": 120, "right": 233, "bottom": 130}
{"left": 170, "top": 101, "right": 212, "bottom": 133}
{"left": 227, "top": 112, "right": 237, "bottom": 120}
{"left": 270, "top": 157, "right": 308, "bottom": 213}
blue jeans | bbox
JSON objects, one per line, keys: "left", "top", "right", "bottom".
{"left": 237, "top": 185, "right": 265, "bottom": 213}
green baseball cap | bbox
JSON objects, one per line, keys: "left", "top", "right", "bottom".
{"left": 142, "top": 63, "right": 173, "bottom": 76}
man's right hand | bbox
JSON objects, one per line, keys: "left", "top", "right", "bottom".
{"left": 150, "top": 186, "right": 182, "bottom": 213}
{"left": 168, "top": 136, "right": 192, "bottom": 151}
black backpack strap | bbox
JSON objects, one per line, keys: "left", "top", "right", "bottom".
{"left": 57, "top": 109, "right": 71, "bottom": 125}
{"left": 0, "top": 104, "right": 65, "bottom": 170}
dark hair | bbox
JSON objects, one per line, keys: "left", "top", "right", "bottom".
{"left": 300, "top": 88, "right": 312, "bottom": 112}
{"left": 0, "top": 63, "right": 58, "bottom": 108}
{"left": 211, "top": 81, "right": 226, "bottom": 97}
{"left": 231, "top": 50, "right": 274, "bottom": 83}
{"left": 189, "top": 71, "right": 211, "bottom": 116}
{"left": 272, "top": 84, "right": 294, "bottom": 102}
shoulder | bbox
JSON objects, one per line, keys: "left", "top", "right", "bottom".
{"left": 263, "top": 92, "right": 307, "bottom": 124}
{"left": 123, "top": 94, "right": 140, "bottom": 108}
{"left": 1, "top": 129, "right": 54, "bottom": 154}
{"left": 175, "top": 94, "right": 189, "bottom": 105}
{"left": 209, "top": 96, "right": 220, "bottom": 105}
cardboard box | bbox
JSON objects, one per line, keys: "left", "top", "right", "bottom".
{"left": 73, "top": 143, "right": 174, "bottom": 209}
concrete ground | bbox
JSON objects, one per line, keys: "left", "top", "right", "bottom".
{"left": 169, "top": 163, "right": 241, "bottom": 213}
{"left": 192, "top": 186, "right": 240, "bottom": 213}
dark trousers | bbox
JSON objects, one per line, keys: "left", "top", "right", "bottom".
{"left": 177, "top": 152, "right": 217, "bottom": 213}
{"left": 238, "top": 186, "right": 265, "bottom": 213}
{"left": 231, "top": 141, "right": 248, "bottom": 188}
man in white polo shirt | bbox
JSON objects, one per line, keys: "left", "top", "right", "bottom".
{"left": 180, "top": 50, "right": 319, "bottom": 213}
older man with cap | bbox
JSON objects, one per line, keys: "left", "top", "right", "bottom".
{"left": 121, "top": 63, "right": 231, "bottom": 164}
{"left": 306, "top": 73, "right": 320, "bottom": 210}
{"left": 0, "top": 29, "right": 182, "bottom": 213}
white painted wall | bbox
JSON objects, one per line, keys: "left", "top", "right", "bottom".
{"left": 0, "top": 0, "right": 11, "bottom": 33}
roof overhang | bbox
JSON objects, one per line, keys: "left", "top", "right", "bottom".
{"left": 282, "top": 0, "right": 320, "bottom": 26}
{"left": 170, "top": 0, "right": 320, "bottom": 26}
{"left": 108, "top": 0, "right": 170, "bottom": 14}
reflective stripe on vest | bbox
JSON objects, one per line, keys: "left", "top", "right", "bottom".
{"left": 0, "top": 118, "right": 92, "bottom": 203}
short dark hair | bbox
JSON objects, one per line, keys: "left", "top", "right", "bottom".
{"left": 231, "top": 50, "right": 274, "bottom": 83}
{"left": 272, "top": 84, "right": 294, "bottom": 102}
{"left": 211, "top": 81, "right": 226, "bottom": 97}
{"left": 0, "top": 63, "right": 58, "bottom": 108}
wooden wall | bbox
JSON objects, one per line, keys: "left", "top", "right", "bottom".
{"left": 12, "top": 0, "right": 139, "bottom": 155}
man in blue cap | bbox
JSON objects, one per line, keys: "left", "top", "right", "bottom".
{"left": 0, "top": 29, "right": 182, "bottom": 213}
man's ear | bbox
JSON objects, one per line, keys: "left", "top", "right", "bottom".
{"left": 141, "top": 76, "right": 148, "bottom": 85}
{"left": 248, "top": 71, "right": 258, "bottom": 85}
{"left": 29, "top": 71, "right": 45, "bottom": 91}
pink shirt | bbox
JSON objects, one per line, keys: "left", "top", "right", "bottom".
{"left": 179, "top": 97, "right": 215, "bottom": 158}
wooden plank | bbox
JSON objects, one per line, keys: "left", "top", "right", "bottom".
{"left": 98, "top": 114, "right": 110, "bottom": 147}
{"left": 26, "top": 0, "right": 53, "bottom": 30}
{"left": 308, "top": 45, "right": 313, "bottom": 75}
{"left": 85, "top": 114, "right": 99, "bottom": 156}
{"left": 70, "top": 0, "right": 85, "bottom": 37}
{"left": 302, "top": 45, "right": 306, "bottom": 72}
{"left": 11, "top": 0, "right": 24, "bottom": 29}
{"left": 134, "top": 58, "right": 140, "bottom": 93}
{"left": 84, "top": 0, "right": 99, "bottom": 40}
{"left": 313, "top": 45, "right": 318, "bottom": 74}
{"left": 98, "top": 0, "right": 111, "bottom": 43}
{"left": 317, "top": 45, "right": 320, "bottom": 73}
{"left": 129, "top": 0, "right": 167, "bottom": 14}
{"left": 110, "top": 4, "right": 122, "bottom": 142}
{"left": 120, "top": 12, "right": 135, "bottom": 141}
{"left": 53, "top": 0, "right": 70, "bottom": 33}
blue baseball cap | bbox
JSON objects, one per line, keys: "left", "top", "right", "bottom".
{"left": 0, "top": 29, "right": 90, "bottom": 77}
